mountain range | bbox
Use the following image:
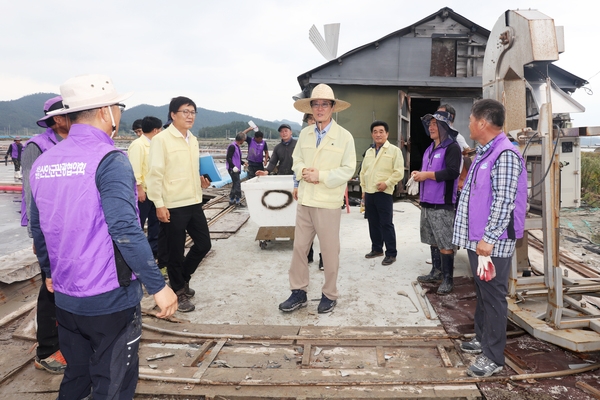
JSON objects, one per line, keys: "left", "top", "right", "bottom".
{"left": 0, "top": 93, "right": 301, "bottom": 137}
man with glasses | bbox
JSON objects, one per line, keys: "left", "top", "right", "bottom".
{"left": 279, "top": 84, "right": 356, "bottom": 314}
{"left": 147, "top": 96, "right": 212, "bottom": 313}
{"left": 29, "top": 74, "right": 178, "bottom": 399}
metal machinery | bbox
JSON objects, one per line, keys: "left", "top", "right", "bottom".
{"left": 483, "top": 10, "right": 600, "bottom": 351}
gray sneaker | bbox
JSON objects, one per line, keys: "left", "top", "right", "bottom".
{"left": 466, "top": 354, "right": 503, "bottom": 377}
{"left": 460, "top": 337, "right": 482, "bottom": 354}
{"left": 176, "top": 289, "right": 195, "bottom": 312}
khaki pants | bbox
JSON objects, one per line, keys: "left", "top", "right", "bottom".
{"left": 289, "top": 204, "right": 341, "bottom": 300}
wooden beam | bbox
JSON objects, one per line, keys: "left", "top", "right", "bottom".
{"left": 188, "top": 340, "right": 215, "bottom": 367}
{"left": 192, "top": 338, "right": 227, "bottom": 379}
{"left": 301, "top": 343, "right": 311, "bottom": 367}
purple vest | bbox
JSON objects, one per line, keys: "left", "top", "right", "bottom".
{"left": 30, "top": 124, "right": 135, "bottom": 298}
{"left": 21, "top": 129, "right": 60, "bottom": 227}
{"left": 419, "top": 138, "right": 459, "bottom": 205}
{"left": 9, "top": 142, "right": 22, "bottom": 159}
{"left": 247, "top": 138, "right": 265, "bottom": 163}
{"left": 226, "top": 142, "right": 242, "bottom": 170}
{"left": 467, "top": 134, "right": 527, "bottom": 241}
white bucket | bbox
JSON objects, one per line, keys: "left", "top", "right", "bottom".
{"left": 241, "top": 176, "right": 297, "bottom": 227}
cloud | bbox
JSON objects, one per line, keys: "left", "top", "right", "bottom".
{"left": 1, "top": 0, "right": 599, "bottom": 127}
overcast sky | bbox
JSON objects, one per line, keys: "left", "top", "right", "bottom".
{"left": 2, "top": 0, "right": 599, "bottom": 128}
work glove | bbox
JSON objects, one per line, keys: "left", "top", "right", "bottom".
{"left": 232, "top": 166, "right": 239, "bottom": 173}
{"left": 477, "top": 255, "right": 496, "bottom": 281}
{"left": 406, "top": 176, "right": 419, "bottom": 196}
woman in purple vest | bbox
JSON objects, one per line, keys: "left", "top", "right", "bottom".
{"left": 412, "top": 111, "right": 461, "bottom": 294}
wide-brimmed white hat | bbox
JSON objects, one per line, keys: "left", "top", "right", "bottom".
{"left": 47, "top": 74, "right": 132, "bottom": 116}
{"left": 293, "top": 84, "right": 351, "bottom": 114}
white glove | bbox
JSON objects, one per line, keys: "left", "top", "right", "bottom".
{"left": 477, "top": 255, "right": 496, "bottom": 281}
{"left": 232, "top": 166, "right": 239, "bottom": 173}
{"left": 406, "top": 176, "right": 419, "bottom": 196}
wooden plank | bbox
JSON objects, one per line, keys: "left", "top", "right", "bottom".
{"left": 188, "top": 340, "right": 214, "bottom": 367}
{"left": 376, "top": 346, "right": 386, "bottom": 367}
{"left": 0, "top": 300, "right": 36, "bottom": 328}
{"left": 254, "top": 226, "right": 295, "bottom": 241}
{"left": 141, "top": 318, "right": 300, "bottom": 340}
{"left": 0, "top": 342, "right": 37, "bottom": 385}
{"left": 436, "top": 344, "right": 453, "bottom": 367}
{"left": 193, "top": 338, "right": 227, "bottom": 379}
{"left": 200, "top": 365, "right": 469, "bottom": 385}
{"left": 135, "top": 379, "right": 480, "bottom": 399}
{"left": 301, "top": 343, "right": 311, "bottom": 367}
{"left": 12, "top": 307, "right": 37, "bottom": 341}
{"left": 209, "top": 212, "right": 249, "bottom": 233}
{"left": 576, "top": 381, "right": 600, "bottom": 398}
{"left": 295, "top": 339, "right": 454, "bottom": 347}
{"left": 296, "top": 325, "right": 447, "bottom": 339}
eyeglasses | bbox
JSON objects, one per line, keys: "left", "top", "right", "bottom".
{"left": 177, "top": 110, "right": 197, "bottom": 116}
{"left": 310, "top": 101, "right": 333, "bottom": 109}
{"left": 112, "top": 103, "right": 126, "bottom": 113}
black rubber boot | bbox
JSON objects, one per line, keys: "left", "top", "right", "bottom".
{"left": 437, "top": 252, "right": 455, "bottom": 295}
{"left": 417, "top": 246, "right": 442, "bottom": 283}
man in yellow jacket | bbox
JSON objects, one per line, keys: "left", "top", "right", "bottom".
{"left": 360, "top": 121, "right": 404, "bottom": 266}
{"left": 279, "top": 84, "right": 356, "bottom": 314}
{"left": 146, "top": 96, "right": 211, "bottom": 313}
{"left": 128, "top": 116, "right": 162, "bottom": 259}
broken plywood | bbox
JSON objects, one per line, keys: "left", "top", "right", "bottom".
{"left": 208, "top": 212, "right": 249, "bottom": 234}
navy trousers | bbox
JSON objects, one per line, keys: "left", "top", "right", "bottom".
{"left": 138, "top": 198, "right": 159, "bottom": 256}
{"left": 468, "top": 250, "right": 511, "bottom": 366}
{"left": 162, "top": 203, "right": 212, "bottom": 293}
{"left": 36, "top": 270, "right": 59, "bottom": 360}
{"left": 55, "top": 304, "right": 141, "bottom": 400}
{"left": 365, "top": 192, "right": 397, "bottom": 257}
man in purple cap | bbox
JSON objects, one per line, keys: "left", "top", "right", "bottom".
{"left": 29, "top": 74, "right": 177, "bottom": 399}
{"left": 20, "top": 96, "right": 69, "bottom": 374}
{"left": 5, "top": 136, "right": 23, "bottom": 181}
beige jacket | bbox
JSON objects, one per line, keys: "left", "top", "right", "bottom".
{"left": 146, "top": 124, "right": 202, "bottom": 209}
{"left": 127, "top": 135, "right": 151, "bottom": 191}
{"left": 292, "top": 120, "right": 356, "bottom": 209}
{"left": 360, "top": 140, "right": 404, "bottom": 195}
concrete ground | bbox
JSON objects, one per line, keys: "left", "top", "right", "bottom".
{"left": 185, "top": 200, "right": 473, "bottom": 327}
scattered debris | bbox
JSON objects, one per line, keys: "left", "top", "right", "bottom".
{"left": 146, "top": 353, "right": 175, "bottom": 361}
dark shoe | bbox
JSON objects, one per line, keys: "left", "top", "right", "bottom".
{"left": 183, "top": 282, "right": 195, "bottom": 298}
{"left": 176, "top": 289, "right": 195, "bottom": 312}
{"left": 318, "top": 253, "right": 324, "bottom": 271}
{"left": 382, "top": 256, "right": 396, "bottom": 265}
{"left": 317, "top": 293, "right": 336, "bottom": 313}
{"left": 460, "top": 337, "right": 482, "bottom": 354}
{"left": 279, "top": 290, "right": 307, "bottom": 312}
{"left": 365, "top": 251, "right": 384, "bottom": 259}
{"left": 417, "top": 246, "right": 442, "bottom": 283}
{"left": 466, "top": 354, "right": 503, "bottom": 377}
{"left": 307, "top": 246, "right": 314, "bottom": 263}
{"left": 34, "top": 350, "right": 66, "bottom": 374}
{"left": 437, "top": 253, "right": 455, "bottom": 295}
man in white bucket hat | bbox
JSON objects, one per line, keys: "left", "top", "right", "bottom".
{"left": 29, "top": 74, "right": 177, "bottom": 399}
{"left": 279, "top": 84, "right": 356, "bottom": 314}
